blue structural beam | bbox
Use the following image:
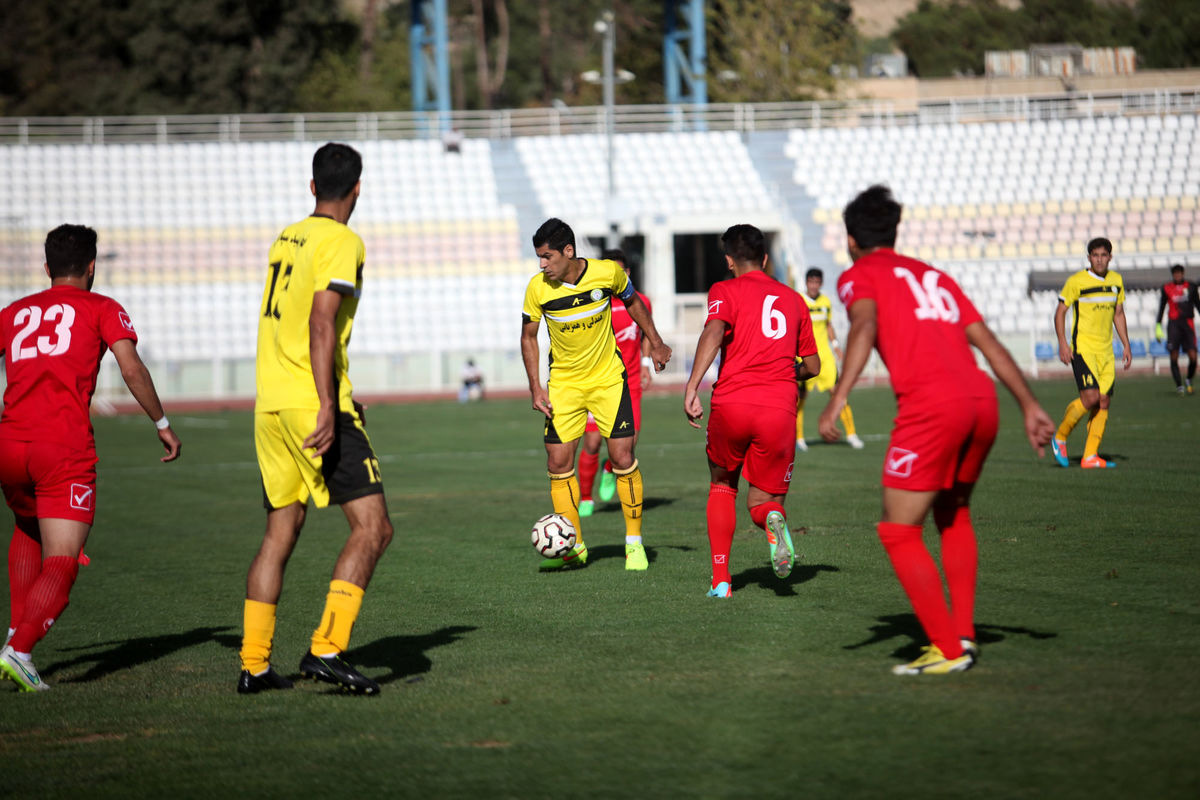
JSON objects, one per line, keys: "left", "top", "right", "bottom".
{"left": 411, "top": 0, "right": 451, "bottom": 128}
{"left": 664, "top": 0, "right": 707, "bottom": 106}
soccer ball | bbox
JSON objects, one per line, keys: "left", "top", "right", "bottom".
{"left": 531, "top": 513, "right": 576, "bottom": 559}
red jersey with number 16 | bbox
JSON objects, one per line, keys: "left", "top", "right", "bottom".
{"left": 836, "top": 248, "right": 992, "bottom": 405}
{"left": 706, "top": 270, "right": 817, "bottom": 414}
{"left": 0, "top": 285, "right": 137, "bottom": 448}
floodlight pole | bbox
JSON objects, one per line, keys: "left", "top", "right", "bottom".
{"left": 601, "top": 10, "right": 618, "bottom": 248}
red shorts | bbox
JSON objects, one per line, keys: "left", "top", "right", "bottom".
{"left": 882, "top": 395, "right": 998, "bottom": 492}
{"left": 585, "top": 384, "right": 643, "bottom": 433}
{"left": 706, "top": 403, "right": 796, "bottom": 496}
{"left": 0, "top": 437, "right": 99, "bottom": 524}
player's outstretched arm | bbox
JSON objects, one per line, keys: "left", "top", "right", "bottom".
{"left": 303, "top": 290, "right": 342, "bottom": 458}
{"left": 819, "top": 299, "right": 874, "bottom": 442}
{"left": 624, "top": 294, "right": 671, "bottom": 372}
{"left": 110, "top": 339, "right": 182, "bottom": 462}
{"left": 1054, "top": 302, "right": 1073, "bottom": 365}
{"left": 684, "top": 319, "right": 725, "bottom": 429}
{"left": 1114, "top": 304, "right": 1132, "bottom": 370}
{"left": 965, "top": 321, "right": 1054, "bottom": 457}
{"left": 520, "top": 318, "right": 551, "bottom": 418}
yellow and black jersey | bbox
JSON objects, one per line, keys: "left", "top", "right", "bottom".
{"left": 804, "top": 292, "right": 835, "bottom": 359}
{"left": 256, "top": 215, "right": 364, "bottom": 413}
{"left": 1059, "top": 268, "right": 1125, "bottom": 353}
{"left": 522, "top": 258, "right": 634, "bottom": 387}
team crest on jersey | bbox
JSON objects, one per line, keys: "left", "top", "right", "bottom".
{"left": 590, "top": 289, "right": 604, "bottom": 302}
{"left": 884, "top": 447, "right": 918, "bottom": 478}
{"left": 69, "top": 483, "right": 94, "bottom": 511}
{"left": 118, "top": 312, "right": 135, "bottom": 332}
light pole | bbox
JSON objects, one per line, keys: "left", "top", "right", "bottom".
{"left": 583, "top": 11, "right": 633, "bottom": 248}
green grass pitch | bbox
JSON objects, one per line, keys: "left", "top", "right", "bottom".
{"left": 1, "top": 376, "right": 1197, "bottom": 798}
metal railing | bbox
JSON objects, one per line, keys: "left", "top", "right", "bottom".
{"left": 2, "top": 87, "right": 1197, "bottom": 146}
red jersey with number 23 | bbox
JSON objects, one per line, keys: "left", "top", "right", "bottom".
{"left": 836, "top": 248, "right": 992, "bottom": 405}
{"left": 707, "top": 270, "right": 817, "bottom": 414}
{"left": 0, "top": 285, "right": 137, "bottom": 449}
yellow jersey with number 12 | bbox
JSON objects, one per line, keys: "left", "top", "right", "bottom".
{"left": 256, "top": 215, "right": 363, "bottom": 413}
{"left": 1059, "top": 268, "right": 1124, "bottom": 354}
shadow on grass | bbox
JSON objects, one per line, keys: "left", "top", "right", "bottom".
{"left": 340, "top": 625, "right": 478, "bottom": 686}
{"left": 731, "top": 563, "right": 840, "bottom": 596}
{"left": 589, "top": 495, "right": 676, "bottom": 514}
{"left": 585, "top": 543, "right": 695, "bottom": 564}
{"left": 844, "top": 613, "right": 1058, "bottom": 659}
{"left": 45, "top": 625, "right": 236, "bottom": 682}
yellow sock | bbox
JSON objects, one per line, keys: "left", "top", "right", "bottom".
{"left": 310, "top": 579, "right": 364, "bottom": 657}
{"left": 795, "top": 397, "right": 806, "bottom": 440}
{"left": 240, "top": 599, "right": 276, "bottom": 674}
{"left": 549, "top": 469, "right": 584, "bottom": 545}
{"left": 613, "top": 460, "right": 643, "bottom": 538}
{"left": 1083, "top": 408, "right": 1108, "bottom": 459}
{"left": 1056, "top": 398, "right": 1088, "bottom": 441}
{"left": 839, "top": 403, "right": 857, "bottom": 437}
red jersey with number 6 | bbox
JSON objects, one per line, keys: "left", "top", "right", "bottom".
{"left": 836, "top": 248, "right": 992, "bottom": 405}
{"left": 706, "top": 270, "right": 817, "bottom": 414}
{"left": 0, "top": 285, "right": 137, "bottom": 448}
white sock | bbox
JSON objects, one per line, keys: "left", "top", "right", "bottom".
{"left": 625, "top": 535, "right": 642, "bottom": 545}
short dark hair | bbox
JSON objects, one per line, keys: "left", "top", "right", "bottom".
{"left": 312, "top": 142, "right": 362, "bottom": 201}
{"left": 533, "top": 218, "right": 575, "bottom": 252}
{"left": 45, "top": 224, "right": 98, "bottom": 278}
{"left": 721, "top": 224, "right": 766, "bottom": 265}
{"left": 1170, "top": 263, "right": 1184, "bottom": 274}
{"left": 843, "top": 184, "right": 901, "bottom": 250}
{"left": 805, "top": 267, "right": 824, "bottom": 281}
{"left": 1087, "top": 237, "right": 1113, "bottom": 255}
{"left": 601, "top": 248, "right": 627, "bottom": 266}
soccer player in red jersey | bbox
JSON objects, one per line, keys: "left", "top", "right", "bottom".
{"left": 684, "top": 224, "right": 821, "bottom": 598}
{"left": 817, "top": 186, "right": 1053, "bottom": 675}
{"left": 578, "top": 249, "right": 654, "bottom": 517}
{"left": 0, "top": 224, "right": 181, "bottom": 692}
{"left": 1155, "top": 264, "right": 1199, "bottom": 394}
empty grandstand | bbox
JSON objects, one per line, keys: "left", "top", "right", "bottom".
{"left": 1, "top": 87, "right": 1196, "bottom": 401}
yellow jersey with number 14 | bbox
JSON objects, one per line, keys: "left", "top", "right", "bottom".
{"left": 1059, "top": 268, "right": 1124, "bottom": 354}
{"left": 256, "top": 215, "right": 363, "bottom": 413}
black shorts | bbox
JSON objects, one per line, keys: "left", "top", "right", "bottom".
{"left": 1166, "top": 319, "right": 1197, "bottom": 353}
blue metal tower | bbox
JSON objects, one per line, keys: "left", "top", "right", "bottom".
{"left": 663, "top": 0, "right": 707, "bottom": 107}
{"left": 411, "top": 0, "right": 451, "bottom": 130}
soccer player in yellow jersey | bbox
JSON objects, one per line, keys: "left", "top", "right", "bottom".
{"left": 795, "top": 267, "right": 863, "bottom": 451}
{"left": 238, "top": 143, "right": 393, "bottom": 695}
{"left": 521, "top": 219, "right": 672, "bottom": 571}
{"left": 1052, "top": 237, "right": 1132, "bottom": 470}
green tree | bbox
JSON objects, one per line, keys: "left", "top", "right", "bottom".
{"left": 0, "top": 0, "right": 355, "bottom": 115}
{"left": 706, "top": 0, "right": 857, "bottom": 101}
{"left": 1134, "top": 0, "right": 1200, "bottom": 69}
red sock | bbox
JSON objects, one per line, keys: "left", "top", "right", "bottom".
{"left": 876, "top": 522, "right": 961, "bottom": 658}
{"left": 934, "top": 505, "right": 978, "bottom": 642}
{"left": 578, "top": 452, "right": 599, "bottom": 501}
{"left": 748, "top": 501, "right": 785, "bottom": 531}
{"left": 9, "top": 556, "right": 79, "bottom": 654}
{"left": 603, "top": 460, "right": 613, "bottom": 474}
{"left": 8, "top": 526, "right": 42, "bottom": 633}
{"left": 706, "top": 484, "right": 738, "bottom": 586}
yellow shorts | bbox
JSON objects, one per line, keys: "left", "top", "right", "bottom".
{"left": 1072, "top": 348, "right": 1115, "bottom": 395}
{"left": 255, "top": 407, "right": 383, "bottom": 510}
{"left": 804, "top": 353, "right": 838, "bottom": 393}
{"left": 544, "top": 377, "right": 635, "bottom": 444}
